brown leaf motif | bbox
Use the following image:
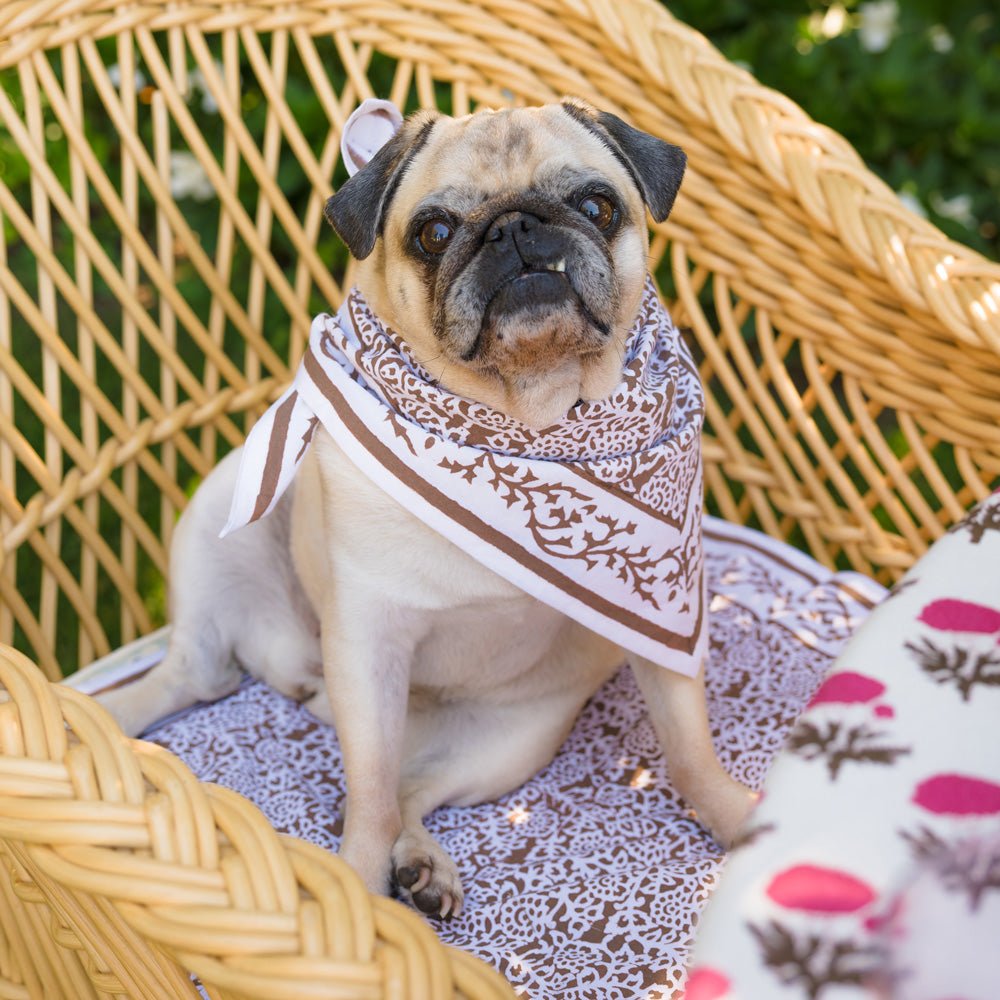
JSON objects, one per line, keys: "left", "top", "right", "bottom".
{"left": 295, "top": 416, "right": 319, "bottom": 462}
{"left": 901, "top": 826, "right": 1000, "bottom": 911}
{"left": 904, "top": 636, "right": 1000, "bottom": 701}
{"left": 383, "top": 410, "right": 419, "bottom": 457}
{"left": 787, "top": 719, "right": 910, "bottom": 780}
{"left": 440, "top": 452, "right": 676, "bottom": 607}
{"left": 948, "top": 498, "right": 1000, "bottom": 544}
{"left": 749, "top": 921, "right": 880, "bottom": 1000}
{"left": 729, "top": 820, "right": 776, "bottom": 851}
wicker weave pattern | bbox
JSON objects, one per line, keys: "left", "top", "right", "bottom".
{"left": 1, "top": 1, "right": 998, "bottom": 996}
{"left": 2, "top": 0, "right": 999, "bottom": 676}
{"left": 0, "top": 644, "right": 514, "bottom": 999}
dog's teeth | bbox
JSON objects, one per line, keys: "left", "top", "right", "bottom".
{"left": 549, "top": 259, "right": 566, "bottom": 272}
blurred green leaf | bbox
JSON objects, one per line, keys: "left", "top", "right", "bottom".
{"left": 665, "top": 0, "right": 999, "bottom": 259}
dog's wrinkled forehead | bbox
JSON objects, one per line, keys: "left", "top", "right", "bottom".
{"left": 396, "top": 106, "right": 631, "bottom": 210}
{"left": 324, "top": 100, "right": 687, "bottom": 261}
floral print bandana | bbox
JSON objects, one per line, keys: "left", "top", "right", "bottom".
{"left": 222, "top": 277, "right": 707, "bottom": 676}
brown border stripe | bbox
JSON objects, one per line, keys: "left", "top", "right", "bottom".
{"left": 251, "top": 390, "right": 299, "bottom": 522}
{"left": 704, "top": 524, "right": 820, "bottom": 586}
{"left": 571, "top": 464, "right": 690, "bottom": 530}
{"left": 304, "top": 350, "right": 703, "bottom": 654}
{"left": 703, "top": 524, "right": 882, "bottom": 610}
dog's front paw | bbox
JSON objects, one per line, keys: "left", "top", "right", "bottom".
{"left": 392, "top": 829, "right": 464, "bottom": 919}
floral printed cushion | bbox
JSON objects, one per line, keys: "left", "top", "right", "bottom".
{"left": 687, "top": 492, "right": 1000, "bottom": 1000}
{"left": 71, "top": 516, "right": 884, "bottom": 999}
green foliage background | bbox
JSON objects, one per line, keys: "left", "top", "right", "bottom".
{"left": 666, "top": 0, "right": 1000, "bottom": 261}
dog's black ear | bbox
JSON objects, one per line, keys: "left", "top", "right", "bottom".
{"left": 561, "top": 99, "right": 686, "bottom": 223}
{"left": 325, "top": 110, "right": 440, "bottom": 260}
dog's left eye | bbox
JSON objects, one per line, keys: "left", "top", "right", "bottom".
{"left": 417, "top": 219, "right": 455, "bottom": 254}
{"left": 578, "top": 193, "right": 618, "bottom": 231}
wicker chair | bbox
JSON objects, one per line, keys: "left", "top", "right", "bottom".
{"left": 1, "top": 0, "right": 997, "bottom": 997}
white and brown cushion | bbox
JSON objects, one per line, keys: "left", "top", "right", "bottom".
{"left": 688, "top": 492, "right": 1000, "bottom": 1000}
{"left": 71, "top": 516, "right": 883, "bottom": 999}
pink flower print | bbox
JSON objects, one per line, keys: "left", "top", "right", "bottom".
{"left": 792, "top": 673, "right": 909, "bottom": 779}
{"left": 752, "top": 866, "right": 880, "bottom": 997}
{"left": 917, "top": 599, "right": 1000, "bottom": 634}
{"left": 809, "top": 671, "right": 886, "bottom": 707}
{"left": 912, "top": 774, "right": 1000, "bottom": 816}
{"left": 909, "top": 599, "right": 1000, "bottom": 701}
{"left": 862, "top": 893, "right": 904, "bottom": 935}
{"left": 766, "top": 864, "right": 877, "bottom": 914}
{"left": 684, "top": 966, "right": 730, "bottom": 1000}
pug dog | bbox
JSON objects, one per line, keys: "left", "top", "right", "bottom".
{"left": 99, "top": 99, "right": 755, "bottom": 918}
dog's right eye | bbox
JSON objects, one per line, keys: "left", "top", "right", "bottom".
{"left": 417, "top": 219, "right": 455, "bottom": 255}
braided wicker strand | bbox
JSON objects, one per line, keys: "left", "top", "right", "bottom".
{"left": 0, "top": 645, "right": 514, "bottom": 999}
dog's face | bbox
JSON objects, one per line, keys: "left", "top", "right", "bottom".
{"left": 325, "top": 100, "right": 686, "bottom": 426}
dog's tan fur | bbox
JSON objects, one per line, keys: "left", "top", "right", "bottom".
{"left": 99, "top": 102, "right": 754, "bottom": 918}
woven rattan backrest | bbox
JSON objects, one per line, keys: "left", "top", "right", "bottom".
{"left": 2, "top": 0, "right": 999, "bottom": 679}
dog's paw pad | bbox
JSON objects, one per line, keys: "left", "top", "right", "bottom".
{"left": 392, "top": 843, "right": 463, "bottom": 919}
{"left": 395, "top": 863, "right": 431, "bottom": 893}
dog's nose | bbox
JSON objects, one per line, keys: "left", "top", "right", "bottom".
{"left": 484, "top": 210, "right": 568, "bottom": 270}
{"left": 484, "top": 211, "right": 541, "bottom": 245}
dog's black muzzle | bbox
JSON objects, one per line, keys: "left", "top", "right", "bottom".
{"left": 480, "top": 210, "right": 574, "bottom": 314}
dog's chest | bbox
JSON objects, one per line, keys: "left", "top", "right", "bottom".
{"left": 308, "top": 429, "right": 526, "bottom": 602}
{"left": 294, "top": 430, "right": 575, "bottom": 689}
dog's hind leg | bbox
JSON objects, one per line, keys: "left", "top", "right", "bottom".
{"left": 99, "top": 569, "right": 323, "bottom": 738}
{"left": 97, "top": 447, "right": 318, "bottom": 736}
{"left": 96, "top": 622, "right": 242, "bottom": 737}
{"left": 96, "top": 453, "right": 249, "bottom": 736}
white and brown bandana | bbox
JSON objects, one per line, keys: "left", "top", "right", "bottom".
{"left": 222, "top": 278, "right": 707, "bottom": 676}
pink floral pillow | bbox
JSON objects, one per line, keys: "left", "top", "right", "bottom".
{"left": 687, "top": 492, "right": 1000, "bottom": 1000}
